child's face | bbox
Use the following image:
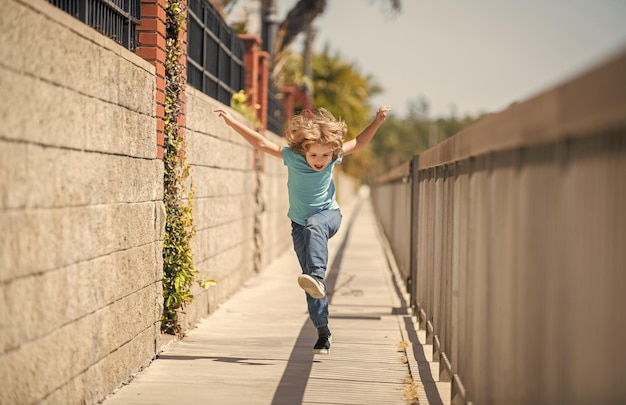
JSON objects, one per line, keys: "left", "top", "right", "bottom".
{"left": 305, "top": 143, "right": 334, "bottom": 172}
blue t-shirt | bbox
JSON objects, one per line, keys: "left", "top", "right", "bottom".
{"left": 282, "top": 146, "right": 342, "bottom": 225}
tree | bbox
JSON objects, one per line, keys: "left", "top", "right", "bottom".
{"left": 269, "top": 0, "right": 401, "bottom": 77}
{"left": 272, "top": 0, "right": 327, "bottom": 74}
{"left": 225, "top": 1, "right": 486, "bottom": 182}
{"left": 282, "top": 46, "right": 383, "bottom": 179}
{"left": 366, "top": 98, "right": 482, "bottom": 179}
{"left": 312, "top": 47, "right": 381, "bottom": 134}
{"left": 366, "top": 115, "right": 426, "bottom": 178}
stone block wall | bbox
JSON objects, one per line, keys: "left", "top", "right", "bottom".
{"left": 180, "top": 87, "right": 360, "bottom": 329}
{"left": 180, "top": 87, "right": 292, "bottom": 328}
{"left": 0, "top": 1, "right": 163, "bottom": 403}
{"left": 0, "top": 1, "right": 362, "bottom": 403}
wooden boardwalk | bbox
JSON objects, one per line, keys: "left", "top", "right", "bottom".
{"left": 104, "top": 196, "right": 447, "bottom": 405}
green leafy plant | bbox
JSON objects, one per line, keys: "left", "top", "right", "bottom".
{"left": 230, "top": 90, "right": 262, "bottom": 129}
{"left": 161, "top": 0, "right": 215, "bottom": 336}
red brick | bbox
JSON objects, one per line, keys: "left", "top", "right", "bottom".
{"left": 156, "top": 104, "right": 165, "bottom": 118}
{"left": 138, "top": 48, "right": 166, "bottom": 64}
{"left": 155, "top": 63, "right": 166, "bottom": 79}
{"left": 155, "top": 48, "right": 166, "bottom": 62}
{"left": 142, "top": 4, "right": 166, "bottom": 21}
{"left": 139, "top": 32, "right": 166, "bottom": 49}
{"left": 137, "top": 18, "right": 164, "bottom": 33}
{"left": 156, "top": 90, "right": 166, "bottom": 104}
{"left": 135, "top": 47, "right": 158, "bottom": 61}
{"left": 156, "top": 76, "right": 165, "bottom": 92}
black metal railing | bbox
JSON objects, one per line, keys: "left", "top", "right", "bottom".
{"left": 267, "top": 86, "right": 285, "bottom": 135}
{"left": 48, "top": 0, "right": 140, "bottom": 51}
{"left": 187, "top": 0, "right": 243, "bottom": 106}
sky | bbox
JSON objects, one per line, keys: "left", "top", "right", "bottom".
{"left": 229, "top": 0, "right": 626, "bottom": 118}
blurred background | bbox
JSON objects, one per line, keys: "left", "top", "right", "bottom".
{"left": 218, "top": 0, "right": 626, "bottom": 178}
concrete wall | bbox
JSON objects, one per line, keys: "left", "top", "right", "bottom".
{"left": 0, "top": 1, "right": 163, "bottom": 404}
{"left": 178, "top": 87, "right": 359, "bottom": 330}
{"left": 177, "top": 88, "right": 293, "bottom": 328}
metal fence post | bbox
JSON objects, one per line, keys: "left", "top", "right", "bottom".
{"left": 409, "top": 155, "right": 420, "bottom": 311}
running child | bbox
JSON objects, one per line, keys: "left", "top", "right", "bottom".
{"left": 215, "top": 105, "right": 390, "bottom": 354}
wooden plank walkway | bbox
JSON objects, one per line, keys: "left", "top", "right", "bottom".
{"left": 103, "top": 195, "right": 447, "bottom": 405}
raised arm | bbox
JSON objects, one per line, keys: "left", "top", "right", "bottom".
{"left": 342, "top": 106, "right": 391, "bottom": 156}
{"left": 214, "top": 108, "right": 283, "bottom": 158}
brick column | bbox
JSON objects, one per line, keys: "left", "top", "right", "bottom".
{"left": 239, "top": 34, "right": 273, "bottom": 131}
{"left": 177, "top": 1, "right": 188, "bottom": 145}
{"left": 136, "top": 0, "right": 167, "bottom": 158}
{"left": 282, "top": 86, "right": 295, "bottom": 123}
{"left": 281, "top": 85, "right": 313, "bottom": 122}
{"left": 239, "top": 34, "right": 262, "bottom": 117}
{"left": 257, "top": 51, "right": 269, "bottom": 130}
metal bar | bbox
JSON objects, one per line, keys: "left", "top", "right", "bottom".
{"left": 99, "top": 0, "right": 140, "bottom": 23}
{"left": 409, "top": 155, "right": 420, "bottom": 310}
{"left": 48, "top": 0, "right": 140, "bottom": 50}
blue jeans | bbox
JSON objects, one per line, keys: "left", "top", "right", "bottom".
{"left": 291, "top": 209, "right": 342, "bottom": 328}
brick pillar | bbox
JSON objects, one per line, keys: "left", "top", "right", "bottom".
{"left": 257, "top": 51, "right": 269, "bottom": 130}
{"left": 177, "top": 1, "right": 188, "bottom": 146}
{"left": 239, "top": 34, "right": 273, "bottom": 131}
{"left": 281, "top": 85, "right": 313, "bottom": 123}
{"left": 136, "top": 0, "right": 167, "bottom": 159}
{"left": 298, "top": 88, "right": 314, "bottom": 112}
{"left": 282, "top": 86, "right": 295, "bottom": 123}
{"left": 239, "top": 34, "right": 261, "bottom": 117}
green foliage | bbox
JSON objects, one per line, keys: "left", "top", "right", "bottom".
{"left": 311, "top": 46, "right": 381, "bottom": 139}
{"left": 230, "top": 90, "right": 262, "bottom": 129}
{"left": 280, "top": 39, "right": 481, "bottom": 182}
{"left": 368, "top": 104, "right": 483, "bottom": 179}
{"left": 281, "top": 47, "right": 383, "bottom": 180}
{"left": 282, "top": 47, "right": 381, "bottom": 137}
{"left": 162, "top": 0, "right": 215, "bottom": 336}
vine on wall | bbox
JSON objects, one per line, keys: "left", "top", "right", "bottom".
{"left": 162, "top": 0, "right": 215, "bottom": 336}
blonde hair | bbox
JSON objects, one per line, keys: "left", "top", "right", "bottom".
{"left": 285, "top": 108, "right": 347, "bottom": 161}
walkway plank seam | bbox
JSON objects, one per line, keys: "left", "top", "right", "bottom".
{"left": 103, "top": 195, "right": 447, "bottom": 405}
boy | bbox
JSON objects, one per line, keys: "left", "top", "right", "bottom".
{"left": 214, "top": 105, "right": 390, "bottom": 354}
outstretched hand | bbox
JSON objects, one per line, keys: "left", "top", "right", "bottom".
{"left": 214, "top": 108, "right": 234, "bottom": 125}
{"left": 376, "top": 106, "right": 391, "bottom": 122}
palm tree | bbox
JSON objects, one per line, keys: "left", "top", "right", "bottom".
{"left": 281, "top": 45, "right": 383, "bottom": 179}
{"left": 271, "top": 0, "right": 327, "bottom": 74}
{"left": 268, "top": 0, "right": 402, "bottom": 79}
{"left": 312, "top": 46, "right": 381, "bottom": 136}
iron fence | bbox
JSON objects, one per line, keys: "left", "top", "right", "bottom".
{"left": 48, "top": 0, "right": 140, "bottom": 51}
{"left": 267, "top": 86, "right": 285, "bottom": 135}
{"left": 187, "top": 0, "right": 243, "bottom": 107}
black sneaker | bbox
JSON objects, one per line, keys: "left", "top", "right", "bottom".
{"left": 297, "top": 274, "right": 326, "bottom": 298}
{"left": 313, "top": 334, "right": 332, "bottom": 355}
